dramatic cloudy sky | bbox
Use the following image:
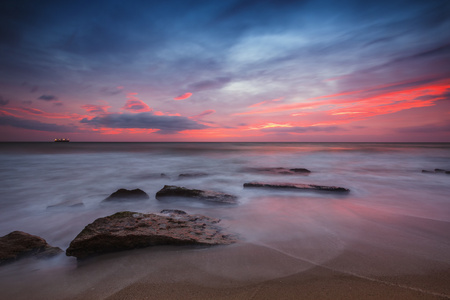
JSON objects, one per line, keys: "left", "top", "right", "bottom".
{"left": 0, "top": 0, "right": 449, "bottom": 141}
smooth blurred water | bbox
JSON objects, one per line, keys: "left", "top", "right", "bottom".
{"left": 0, "top": 142, "right": 449, "bottom": 273}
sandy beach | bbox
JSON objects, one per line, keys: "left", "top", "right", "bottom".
{"left": 1, "top": 241, "right": 450, "bottom": 300}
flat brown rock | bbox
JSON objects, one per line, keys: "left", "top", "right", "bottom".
{"left": 0, "top": 231, "right": 63, "bottom": 265}
{"left": 155, "top": 185, "right": 238, "bottom": 204}
{"left": 243, "top": 167, "right": 311, "bottom": 175}
{"left": 243, "top": 182, "right": 350, "bottom": 192}
{"left": 66, "top": 210, "right": 237, "bottom": 259}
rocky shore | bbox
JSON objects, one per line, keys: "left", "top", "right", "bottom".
{"left": 1, "top": 167, "right": 354, "bottom": 264}
{"left": 0, "top": 231, "right": 63, "bottom": 265}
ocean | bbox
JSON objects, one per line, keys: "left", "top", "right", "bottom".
{"left": 1, "top": 142, "right": 450, "bottom": 299}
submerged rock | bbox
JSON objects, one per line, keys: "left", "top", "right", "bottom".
{"left": 160, "top": 209, "right": 187, "bottom": 215}
{"left": 0, "top": 231, "right": 63, "bottom": 265}
{"left": 422, "top": 169, "right": 450, "bottom": 174}
{"left": 178, "top": 173, "right": 209, "bottom": 179}
{"left": 155, "top": 185, "right": 238, "bottom": 204}
{"left": 244, "top": 167, "right": 311, "bottom": 175}
{"left": 47, "top": 201, "right": 84, "bottom": 209}
{"left": 289, "top": 168, "right": 311, "bottom": 173}
{"left": 66, "top": 211, "right": 237, "bottom": 259}
{"left": 103, "top": 188, "right": 149, "bottom": 202}
{"left": 243, "top": 182, "right": 350, "bottom": 193}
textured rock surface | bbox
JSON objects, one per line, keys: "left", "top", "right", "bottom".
{"left": 243, "top": 167, "right": 311, "bottom": 175}
{"left": 155, "top": 185, "right": 238, "bottom": 204}
{"left": 0, "top": 231, "right": 63, "bottom": 265}
{"left": 66, "top": 210, "right": 237, "bottom": 259}
{"left": 243, "top": 182, "right": 350, "bottom": 192}
{"left": 103, "top": 188, "right": 149, "bottom": 202}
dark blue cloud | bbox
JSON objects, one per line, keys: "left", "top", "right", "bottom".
{"left": 0, "top": 96, "right": 9, "bottom": 106}
{"left": 187, "top": 77, "right": 231, "bottom": 92}
{"left": 38, "top": 95, "right": 58, "bottom": 101}
{"left": 80, "top": 112, "right": 209, "bottom": 134}
{"left": 0, "top": 114, "right": 77, "bottom": 132}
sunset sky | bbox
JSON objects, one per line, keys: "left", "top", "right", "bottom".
{"left": 0, "top": 0, "right": 449, "bottom": 142}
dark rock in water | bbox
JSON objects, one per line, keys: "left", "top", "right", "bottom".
{"left": 243, "top": 182, "right": 350, "bottom": 193}
{"left": 178, "top": 173, "right": 208, "bottom": 179}
{"left": 47, "top": 201, "right": 84, "bottom": 209}
{"left": 103, "top": 188, "right": 149, "bottom": 202}
{"left": 422, "top": 169, "right": 450, "bottom": 174}
{"left": 289, "top": 168, "right": 311, "bottom": 173}
{"left": 160, "top": 209, "right": 187, "bottom": 215}
{"left": 155, "top": 185, "right": 238, "bottom": 204}
{"left": 66, "top": 211, "right": 237, "bottom": 259}
{"left": 244, "top": 167, "right": 310, "bottom": 175}
{"left": 0, "top": 231, "right": 63, "bottom": 265}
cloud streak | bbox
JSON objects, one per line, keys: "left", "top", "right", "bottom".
{"left": 174, "top": 93, "right": 192, "bottom": 100}
{"left": 0, "top": 114, "right": 77, "bottom": 132}
{"left": 80, "top": 112, "right": 209, "bottom": 134}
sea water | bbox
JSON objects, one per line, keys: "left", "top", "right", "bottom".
{"left": 0, "top": 142, "right": 450, "bottom": 292}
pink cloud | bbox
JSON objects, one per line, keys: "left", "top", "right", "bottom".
{"left": 81, "top": 104, "right": 110, "bottom": 114}
{"left": 174, "top": 93, "right": 192, "bottom": 100}
{"left": 122, "top": 93, "right": 151, "bottom": 113}
{"left": 153, "top": 111, "right": 181, "bottom": 116}
{"left": 249, "top": 97, "right": 283, "bottom": 108}
{"left": 191, "top": 109, "right": 215, "bottom": 120}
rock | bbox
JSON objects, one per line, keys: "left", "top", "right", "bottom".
{"left": 0, "top": 231, "right": 63, "bottom": 265}
{"left": 160, "top": 209, "right": 187, "bottom": 215}
{"left": 244, "top": 167, "right": 310, "bottom": 175}
{"left": 47, "top": 201, "right": 84, "bottom": 209}
{"left": 66, "top": 211, "right": 237, "bottom": 259}
{"left": 243, "top": 182, "right": 350, "bottom": 193}
{"left": 289, "top": 168, "right": 311, "bottom": 173}
{"left": 103, "top": 188, "right": 149, "bottom": 202}
{"left": 422, "top": 169, "right": 450, "bottom": 174}
{"left": 178, "top": 173, "right": 208, "bottom": 179}
{"left": 155, "top": 185, "right": 238, "bottom": 204}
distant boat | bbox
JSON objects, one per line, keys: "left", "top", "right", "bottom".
{"left": 54, "top": 138, "right": 70, "bottom": 142}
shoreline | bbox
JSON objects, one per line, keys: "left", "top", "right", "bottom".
{"left": 1, "top": 241, "right": 450, "bottom": 300}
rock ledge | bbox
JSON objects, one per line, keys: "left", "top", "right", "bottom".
{"left": 243, "top": 182, "right": 350, "bottom": 192}
{"left": 155, "top": 185, "right": 238, "bottom": 204}
{"left": 66, "top": 210, "right": 237, "bottom": 259}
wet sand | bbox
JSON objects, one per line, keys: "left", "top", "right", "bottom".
{"left": 1, "top": 240, "right": 450, "bottom": 300}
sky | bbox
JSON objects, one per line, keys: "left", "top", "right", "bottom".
{"left": 0, "top": 0, "right": 449, "bottom": 142}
